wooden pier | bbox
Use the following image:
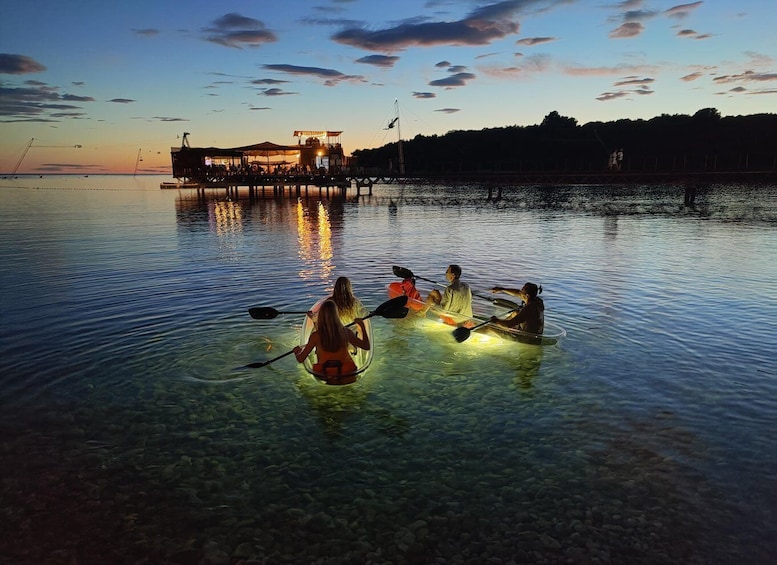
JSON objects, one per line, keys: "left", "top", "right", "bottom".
{"left": 161, "top": 168, "right": 777, "bottom": 200}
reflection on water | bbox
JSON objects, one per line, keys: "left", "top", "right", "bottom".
{"left": 296, "top": 199, "right": 334, "bottom": 281}
{"left": 1, "top": 177, "right": 777, "bottom": 564}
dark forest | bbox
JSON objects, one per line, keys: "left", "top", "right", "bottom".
{"left": 351, "top": 109, "right": 777, "bottom": 174}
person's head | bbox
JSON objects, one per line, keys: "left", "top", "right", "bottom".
{"left": 520, "top": 282, "right": 541, "bottom": 299}
{"left": 446, "top": 264, "right": 462, "bottom": 280}
{"left": 332, "top": 276, "right": 353, "bottom": 302}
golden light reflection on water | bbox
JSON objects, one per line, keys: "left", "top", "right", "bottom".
{"left": 210, "top": 200, "right": 244, "bottom": 236}
{"left": 296, "top": 199, "right": 334, "bottom": 281}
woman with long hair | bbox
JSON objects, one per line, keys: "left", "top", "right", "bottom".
{"left": 330, "top": 276, "right": 366, "bottom": 325}
{"left": 294, "top": 300, "right": 369, "bottom": 378}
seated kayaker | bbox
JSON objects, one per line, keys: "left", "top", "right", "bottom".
{"left": 330, "top": 276, "right": 367, "bottom": 325}
{"left": 490, "top": 282, "right": 544, "bottom": 334}
{"left": 398, "top": 277, "right": 421, "bottom": 301}
{"left": 294, "top": 300, "right": 370, "bottom": 377}
{"left": 422, "top": 264, "right": 473, "bottom": 317}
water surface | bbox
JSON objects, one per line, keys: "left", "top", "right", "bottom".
{"left": 1, "top": 175, "right": 776, "bottom": 564}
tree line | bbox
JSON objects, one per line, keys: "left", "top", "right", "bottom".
{"left": 351, "top": 109, "right": 777, "bottom": 174}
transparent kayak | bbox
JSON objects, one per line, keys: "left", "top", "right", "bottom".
{"left": 387, "top": 282, "right": 565, "bottom": 346}
{"left": 299, "top": 297, "right": 374, "bottom": 385}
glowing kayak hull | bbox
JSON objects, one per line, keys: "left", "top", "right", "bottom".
{"left": 299, "top": 297, "right": 374, "bottom": 385}
{"left": 475, "top": 319, "right": 566, "bottom": 346}
{"left": 387, "top": 283, "right": 565, "bottom": 345}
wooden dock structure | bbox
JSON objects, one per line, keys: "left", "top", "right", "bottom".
{"left": 161, "top": 168, "right": 777, "bottom": 201}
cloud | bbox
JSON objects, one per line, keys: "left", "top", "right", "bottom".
{"left": 564, "top": 63, "right": 657, "bottom": 77}
{"left": 151, "top": 116, "right": 189, "bottom": 122}
{"left": 412, "top": 91, "right": 436, "bottom": 99}
{"left": 609, "top": 22, "right": 644, "bottom": 38}
{"left": 665, "top": 2, "right": 703, "bottom": 19}
{"left": 260, "top": 87, "right": 297, "bottom": 96}
{"left": 613, "top": 76, "right": 654, "bottom": 87}
{"left": 250, "top": 106, "right": 271, "bottom": 110}
{"left": 0, "top": 81, "right": 97, "bottom": 122}
{"left": 597, "top": 84, "right": 654, "bottom": 101}
{"left": 680, "top": 72, "right": 703, "bottom": 82}
{"left": 62, "top": 94, "right": 95, "bottom": 102}
{"left": 49, "top": 112, "right": 87, "bottom": 118}
{"left": 108, "top": 98, "right": 135, "bottom": 103}
{"left": 262, "top": 64, "right": 365, "bottom": 86}
{"left": 620, "top": 9, "right": 659, "bottom": 21}
{"left": 0, "top": 53, "right": 46, "bottom": 74}
{"left": 596, "top": 91, "right": 630, "bottom": 101}
{"left": 355, "top": 54, "right": 399, "bottom": 68}
{"left": 203, "top": 13, "right": 277, "bottom": 48}
{"left": 331, "top": 0, "right": 528, "bottom": 52}
{"left": 713, "top": 70, "right": 777, "bottom": 84}
{"left": 37, "top": 163, "right": 106, "bottom": 173}
{"left": 133, "top": 28, "right": 159, "bottom": 37}
{"left": 435, "top": 108, "right": 460, "bottom": 114}
{"left": 516, "top": 36, "right": 556, "bottom": 46}
{"left": 429, "top": 72, "right": 476, "bottom": 88}
{"left": 614, "top": 0, "right": 646, "bottom": 9}
{"left": 250, "top": 78, "right": 288, "bottom": 85}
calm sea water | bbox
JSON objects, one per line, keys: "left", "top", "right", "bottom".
{"left": 1, "top": 175, "right": 776, "bottom": 564}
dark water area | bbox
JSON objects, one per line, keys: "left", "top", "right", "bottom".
{"left": 1, "top": 176, "right": 776, "bottom": 564}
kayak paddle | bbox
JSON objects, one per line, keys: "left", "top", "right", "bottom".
{"left": 392, "top": 265, "right": 520, "bottom": 310}
{"left": 240, "top": 295, "right": 409, "bottom": 370}
{"left": 248, "top": 306, "right": 309, "bottom": 320}
{"left": 452, "top": 306, "right": 523, "bottom": 343}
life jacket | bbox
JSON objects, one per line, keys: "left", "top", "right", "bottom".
{"left": 399, "top": 278, "right": 421, "bottom": 301}
{"left": 312, "top": 359, "right": 358, "bottom": 385}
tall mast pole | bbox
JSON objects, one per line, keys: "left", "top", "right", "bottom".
{"left": 11, "top": 138, "right": 35, "bottom": 176}
{"left": 395, "top": 99, "right": 405, "bottom": 175}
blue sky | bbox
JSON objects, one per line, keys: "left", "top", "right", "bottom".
{"left": 1, "top": 0, "right": 775, "bottom": 174}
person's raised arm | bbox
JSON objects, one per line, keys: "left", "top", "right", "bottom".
{"left": 294, "top": 333, "right": 318, "bottom": 362}
{"left": 348, "top": 319, "right": 370, "bottom": 350}
{"left": 491, "top": 286, "right": 523, "bottom": 297}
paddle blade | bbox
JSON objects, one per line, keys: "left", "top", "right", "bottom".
{"left": 248, "top": 307, "right": 281, "bottom": 319}
{"left": 374, "top": 295, "right": 409, "bottom": 316}
{"left": 452, "top": 326, "right": 472, "bottom": 343}
{"left": 392, "top": 265, "right": 414, "bottom": 280}
{"left": 382, "top": 306, "right": 409, "bottom": 319}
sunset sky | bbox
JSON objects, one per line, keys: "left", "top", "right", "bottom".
{"left": 1, "top": 0, "right": 775, "bottom": 175}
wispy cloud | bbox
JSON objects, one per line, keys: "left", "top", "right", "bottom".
{"left": 516, "top": 37, "right": 557, "bottom": 46}
{"left": 413, "top": 92, "right": 436, "bottom": 99}
{"left": 203, "top": 13, "right": 277, "bottom": 48}
{"left": 609, "top": 22, "right": 644, "bottom": 38}
{"left": 260, "top": 88, "right": 297, "bottom": 96}
{"left": 713, "top": 70, "right": 777, "bottom": 84}
{"left": 331, "top": 0, "right": 534, "bottom": 52}
{"left": 0, "top": 53, "right": 46, "bottom": 74}
{"left": 665, "top": 2, "right": 703, "bottom": 19}
{"left": 108, "top": 98, "right": 134, "bottom": 104}
{"left": 355, "top": 54, "right": 400, "bottom": 68}
{"left": 0, "top": 78, "right": 98, "bottom": 122}
{"left": 429, "top": 72, "right": 476, "bottom": 88}
{"left": 435, "top": 108, "right": 460, "bottom": 114}
{"left": 262, "top": 64, "right": 365, "bottom": 86}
